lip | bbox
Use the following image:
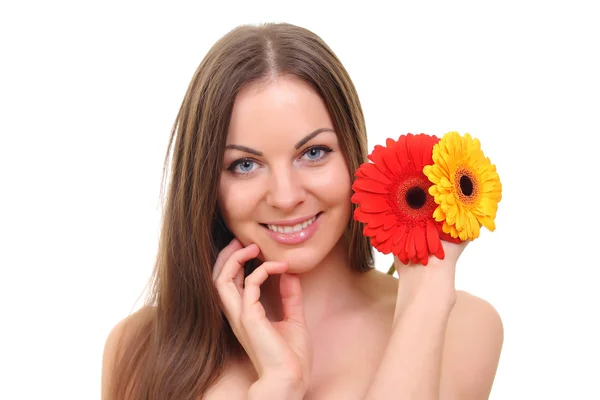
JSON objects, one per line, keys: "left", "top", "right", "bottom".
{"left": 262, "top": 212, "right": 322, "bottom": 245}
{"left": 262, "top": 213, "right": 320, "bottom": 226}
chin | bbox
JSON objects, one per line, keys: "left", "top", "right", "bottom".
{"left": 256, "top": 225, "right": 347, "bottom": 274}
{"left": 269, "top": 247, "right": 326, "bottom": 274}
{"left": 233, "top": 208, "right": 350, "bottom": 273}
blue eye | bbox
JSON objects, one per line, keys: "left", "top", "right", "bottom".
{"left": 302, "top": 146, "right": 332, "bottom": 162}
{"left": 229, "top": 159, "right": 257, "bottom": 174}
{"left": 307, "top": 148, "right": 321, "bottom": 159}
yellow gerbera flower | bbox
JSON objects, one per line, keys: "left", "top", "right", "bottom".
{"left": 423, "top": 131, "right": 502, "bottom": 240}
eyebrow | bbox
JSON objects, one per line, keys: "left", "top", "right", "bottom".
{"left": 225, "top": 127, "right": 335, "bottom": 156}
{"left": 224, "top": 144, "right": 263, "bottom": 156}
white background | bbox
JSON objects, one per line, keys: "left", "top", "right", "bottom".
{"left": 1, "top": 1, "right": 599, "bottom": 399}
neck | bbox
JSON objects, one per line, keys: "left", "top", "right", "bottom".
{"left": 260, "top": 240, "right": 372, "bottom": 331}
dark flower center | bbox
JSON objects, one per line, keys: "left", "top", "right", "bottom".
{"left": 454, "top": 167, "right": 480, "bottom": 206}
{"left": 405, "top": 187, "right": 427, "bottom": 209}
{"left": 393, "top": 174, "right": 437, "bottom": 225}
{"left": 460, "top": 175, "right": 474, "bottom": 196}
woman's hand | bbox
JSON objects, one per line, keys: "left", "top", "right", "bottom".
{"left": 212, "top": 238, "right": 311, "bottom": 396}
{"left": 394, "top": 240, "right": 469, "bottom": 313}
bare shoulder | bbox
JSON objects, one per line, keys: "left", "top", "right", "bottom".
{"left": 103, "top": 305, "right": 155, "bottom": 357}
{"left": 101, "top": 306, "right": 155, "bottom": 399}
{"left": 205, "top": 358, "right": 255, "bottom": 399}
{"left": 441, "top": 290, "right": 504, "bottom": 399}
{"left": 361, "top": 268, "right": 399, "bottom": 298}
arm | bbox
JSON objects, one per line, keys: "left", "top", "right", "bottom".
{"left": 364, "top": 275, "right": 456, "bottom": 400}
{"left": 364, "top": 283, "right": 503, "bottom": 400}
{"left": 365, "top": 241, "right": 503, "bottom": 400}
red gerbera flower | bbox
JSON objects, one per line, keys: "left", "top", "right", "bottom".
{"left": 351, "top": 133, "right": 461, "bottom": 266}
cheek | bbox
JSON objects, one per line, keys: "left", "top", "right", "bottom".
{"left": 307, "top": 159, "right": 353, "bottom": 207}
{"left": 219, "top": 177, "right": 263, "bottom": 228}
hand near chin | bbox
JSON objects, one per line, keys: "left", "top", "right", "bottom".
{"left": 393, "top": 240, "right": 469, "bottom": 308}
{"left": 212, "top": 239, "right": 311, "bottom": 395}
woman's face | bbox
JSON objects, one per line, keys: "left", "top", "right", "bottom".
{"left": 218, "top": 75, "right": 352, "bottom": 273}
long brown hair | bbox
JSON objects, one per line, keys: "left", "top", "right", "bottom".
{"left": 110, "top": 22, "right": 373, "bottom": 399}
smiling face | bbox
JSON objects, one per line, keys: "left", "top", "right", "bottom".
{"left": 218, "top": 75, "right": 352, "bottom": 273}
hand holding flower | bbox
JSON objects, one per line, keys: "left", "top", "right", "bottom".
{"left": 351, "top": 131, "right": 501, "bottom": 273}
{"left": 393, "top": 240, "right": 469, "bottom": 312}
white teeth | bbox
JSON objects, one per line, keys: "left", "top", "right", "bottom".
{"left": 267, "top": 215, "right": 318, "bottom": 233}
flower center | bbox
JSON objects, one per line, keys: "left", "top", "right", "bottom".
{"left": 405, "top": 187, "right": 427, "bottom": 209}
{"left": 392, "top": 173, "right": 437, "bottom": 226}
{"left": 454, "top": 167, "right": 479, "bottom": 205}
{"left": 460, "top": 175, "right": 473, "bottom": 196}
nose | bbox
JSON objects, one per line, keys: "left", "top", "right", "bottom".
{"left": 265, "top": 165, "right": 306, "bottom": 212}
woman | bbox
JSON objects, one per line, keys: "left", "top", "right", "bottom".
{"left": 101, "top": 22, "right": 503, "bottom": 399}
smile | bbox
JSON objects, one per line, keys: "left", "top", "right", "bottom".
{"left": 266, "top": 214, "right": 318, "bottom": 233}
{"left": 261, "top": 212, "right": 322, "bottom": 244}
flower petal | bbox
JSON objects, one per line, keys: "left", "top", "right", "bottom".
{"left": 394, "top": 233, "right": 410, "bottom": 265}
{"left": 375, "top": 226, "right": 395, "bottom": 242}
{"left": 353, "top": 209, "right": 387, "bottom": 228}
{"left": 409, "top": 134, "right": 424, "bottom": 168}
{"left": 478, "top": 214, "right": 496, "bottom": 231}
{"left": 351, "top": 192, "right": 374, "bottom": 205}
{"left": 440, "top": 176, "right": 452, "bottom": 189}
{"left": 383, "top": 218, "right": 397, "bottom": 230}
{"left": 363, "top": 225, "right": 380, "bottom": 237}
{"left": 423, "top": 135, "right": 438, "bottom": 165}
{"left": 393, "top": 225, "right": 407, "bottom": 244}
{"left": 434, "top": 241, "right": 445, "bottom": 260}
{"left": 382, "top": 141, "right": 403, "bottom": 174}
{"left": 433, "top": 206, "right": 446, "bottom": 221}
{"left": 396, "top": 251, "right": 409, "bottom": 266}
{"left": 414, "top": 225, "right": 428, "bottom": 261}
{"left": 423, "top": 164, "right": 442, "bottom": 184}
{"left": 357, "top": 196, "right": 390, "bottom": 213}
{"left": 368, "top": 145, "right": 391, "bottom": 175}
{"left": 377, "top": 238, "right": 394, "bottom": 254}
{"left": 426, "top": 219, "right": 441, "bottom": 255}
{"left": 352, "top": 179, "right": 389, "bottom": 194}
{"left": 358, "top": 163, "right": 393, "bottom": 185}
{"left": 396, "top": 135, "right": 412, "bottom": 171}
{"left": 405, "top": 228, "right": 416, "bottom": 260}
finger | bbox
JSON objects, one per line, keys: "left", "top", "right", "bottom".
{"left": 242, "top": 261, "right": 288, "bottom": 311}
{"left": 279, "top": 273, "right": 305, "bottom": 325}
{"left": 215, "top": 244, "right": 260, "bottom": 319}
{"left": 233, "top": 259, "right": 244, "bottom": 296}
{"left": 212, "top": 238, "right": 243, "bottom": 281}
{"left": 219, "top": 244, "right": 260, "bottom": 282}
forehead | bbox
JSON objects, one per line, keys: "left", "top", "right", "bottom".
{"left": 226, "top": 75, "right": 334, "bottom": 145}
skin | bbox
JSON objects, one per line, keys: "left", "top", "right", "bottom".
{"left": 100, "top": 75, "right": 504, "bottom": 400}
{"left": 210, "top": 75, "right": 504, "bottom": 399}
